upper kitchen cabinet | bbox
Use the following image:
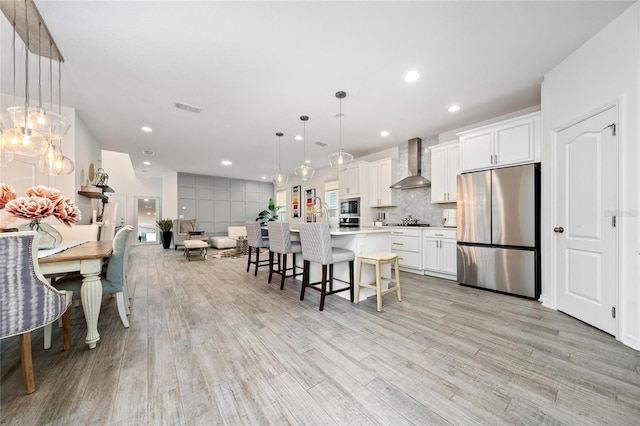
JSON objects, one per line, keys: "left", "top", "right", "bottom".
{"left": 429, "top": 141, "right": 459, "bottom": 203}
{"left": 369, "top": 158, "right": 398, "bottom": 207}
{"left": 339, "top": 161, "right": 369, "bottom": 198}
{"left": 458, "top": 111, "right": 540, "bottom": 172}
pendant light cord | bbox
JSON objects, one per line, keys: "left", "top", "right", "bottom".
{"left": 278, "top": 134, "right": 282, "bottom": 173}
{"left": 23, "top": 0, "right": 29, "bottom": 129}
{"left": 38, "top": 22, "right": 42, "bottom": 108}
{"left": 339, "top": 97, "right": 343, "bottom": 152}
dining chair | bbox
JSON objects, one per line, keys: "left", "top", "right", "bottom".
{"left": 0, "top": 231, "right": 73, "bottom": 394}
{"left": 245, "top": 221, "right": 270, "bottom": 276}
{"left": 267, "top": 222, "right": 302, "bottom": 289}
{"left": 297, "top": 222, "right": 355, "bottom": 311}
{"left": 53, "top": 226, "right": 133, "bottom": 328}
{"left": 52, "top": 224, "right": 99, "bottom": 242}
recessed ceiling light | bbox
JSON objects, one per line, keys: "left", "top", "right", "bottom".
{"left": 404, "top": 70, "right": 420, "bottom": 82}
{"left": 221, "top": 160, "right": 232, "bottom": 166}
{"left": 295, "top": 135, "right": 303, "bottom": 141}
{"left": 380, "top": 131, "right": 390, "bottom": 137}
{"left": 305, "top": 160, "right": 311, "bottom": 164}
{"left": 261, "top": 176, "right": 266, "bottom": 180}
{"left": 448, "top": 104, "right": 461, "bottom": 112}
{"left": 141, "top": 126, "right": 152, "bottom": 132}
{"left": 143, "top": 161, "right": 151, "bottom": 165}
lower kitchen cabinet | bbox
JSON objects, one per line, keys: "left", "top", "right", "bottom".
{"left": 423, "top": 228, "right": 457, "bottom": 280}
{"left": 390, "top": 228, "right": 422, "bottom": 273}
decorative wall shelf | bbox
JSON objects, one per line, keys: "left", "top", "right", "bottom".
{"left": 77, "top": 191, "right": 108, "bottom": 202}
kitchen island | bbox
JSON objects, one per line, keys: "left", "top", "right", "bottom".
{"left": 290, "top": 226, "right": 392, "bottom": 302}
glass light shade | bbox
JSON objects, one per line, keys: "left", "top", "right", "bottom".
{"left": 294, "top": 164, "right": 315, "bottom": 181}
{"left": 8, "top": 106, "right": 71, "bottom": 139}
{"left": 0, "top": 133, "right": 14, "bottom": 166}
{"left": 38, "top": 143, "right": 64, "bottom": 174}
{"left": 53, "top": 155, "right": 75, "bottom": 175}
{"left": 328, "top": 149, "right": 354, "bottom": 170}
{"left": 1, "top": 127, "right": 47, "bottom": 156}
{"left": 272, "top": 173, "right": 289, "bottom": 186}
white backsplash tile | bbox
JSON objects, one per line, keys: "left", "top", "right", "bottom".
{"left": 375, "top": 135, "right": 456, "bottom": 227}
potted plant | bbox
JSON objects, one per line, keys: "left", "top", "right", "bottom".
{"left": 256, "top": 198, "right": 282, "bottom": 225}
{"left": 156, "top": 218, "right": 173, "bottom": 249}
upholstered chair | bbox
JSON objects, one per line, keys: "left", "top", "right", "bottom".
{"left": 53, "top": 226, "right": 133, "bottom": 328}
{"left": 52, "top": 224, "right": 100, "bottom": 242}
{"left": 0, "top": 231, "right": 73, "bottom": 394}
{"left": 245, "top": 221, "right": 270, "bottom": 276}
{"left": 172, "top": 218, "right": 197, "bottom": 250}
{"left": 297, "top": 223, "right": 355, "bottom": 311}
{"left": 267, "top": 222, "right": 302, "bottom": 289}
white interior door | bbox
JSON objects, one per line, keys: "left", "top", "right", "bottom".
{"left": 554, "top": 106, "right": 618, "bottom": 335}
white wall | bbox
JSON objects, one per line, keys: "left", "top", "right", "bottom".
{"left": 542, "top": 3, "right": 639, "bottom": 349}
{"left": 162, "top": 171, "right": 178, "bottom": 220}
{"left": 101, "top": 150, "right": 162, "bottom": 228}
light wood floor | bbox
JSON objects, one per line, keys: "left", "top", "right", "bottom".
{"left": 1, "top": 244, "right": 639, "bottom": 425}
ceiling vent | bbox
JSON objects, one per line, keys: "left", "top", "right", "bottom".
{"left": 142, "top": 150, "right": 155, "bottom": 156}
{"left": 175, "top": 102, "right": 202, "bottom": 114}
{"left": 314, "top": 141, "right": 327, "bottom": 147}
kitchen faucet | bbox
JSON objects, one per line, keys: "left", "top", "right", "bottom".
{"left": 312, "top": 196, "right": 328, "bottom": 220}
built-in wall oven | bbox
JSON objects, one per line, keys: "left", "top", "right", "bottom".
{"left": 340, "top": 197, "right": 360, "bottom": 217}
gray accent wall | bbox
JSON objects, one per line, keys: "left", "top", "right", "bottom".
{"left": 177, "top": 173, "right": 273, "bottom": 236}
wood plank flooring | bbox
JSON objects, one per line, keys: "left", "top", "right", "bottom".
{"left": 1, "top": 244, "right": 639, "bottom": 425}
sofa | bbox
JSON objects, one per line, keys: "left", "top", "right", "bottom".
{"left": 210, "top": 226, "right": 247, "bottom": 249}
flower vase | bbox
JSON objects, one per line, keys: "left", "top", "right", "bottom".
{"left": 18, "top": 220, "right": 63, "bottom": 250}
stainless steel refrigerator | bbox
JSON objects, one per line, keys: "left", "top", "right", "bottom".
{"left": 456, "top": 164, "right": 540, "bottom": 299}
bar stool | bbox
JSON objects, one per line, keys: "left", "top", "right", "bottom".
{"left": 298, "top": 223, "right": 354, "bottom": 311}
{"left": 355, "top": 252, "right": 401, "bottom": 312}
{"left": 267, "top": 222, "right": 302, "bottom": 289}
{"left": 245, "top": 221, "right": 270, "bottom": 276}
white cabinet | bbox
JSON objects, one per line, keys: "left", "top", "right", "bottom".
{"left": 390, "top": 228, "right": 422, "bottom": 273}
{"left": 430, "top": 141, "right": 459, "bottom": 203}
{"left": 458, "top": 112, "right": 540, "bottom": 172}
{"left": 339, "top": 161, "right": 369, "bottom": 198}
{"left": 369, "top": 158, "right": 398, "bottom": 207}
{"left": 423, "top": 228, "right": 457, "bottom": 280}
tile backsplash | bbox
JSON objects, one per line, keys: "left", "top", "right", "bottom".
{"left": 374, "top": 135, "right": 456, "bottom": 226}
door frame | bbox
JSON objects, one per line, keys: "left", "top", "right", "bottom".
{"left": 543, "top": 100, "right": 620, "bottom": 337}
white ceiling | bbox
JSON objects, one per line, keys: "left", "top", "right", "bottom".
{"left": 0, "top": 1, "right": 633, "bottom": 181}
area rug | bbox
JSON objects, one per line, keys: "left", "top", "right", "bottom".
{"left": 211, "top": 248, "right": 267, "bottom": 259}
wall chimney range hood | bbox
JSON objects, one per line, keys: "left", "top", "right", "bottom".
{"left": 390, "top": 137, "right": 431, "bottom": 189}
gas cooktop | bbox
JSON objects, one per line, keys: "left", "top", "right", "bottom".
{"left": 387, "top": 223, "right": 431, "bottom": 227}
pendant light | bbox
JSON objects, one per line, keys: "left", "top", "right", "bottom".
{"left": 328, "top": 91, "right": 354, "bottom": 170}
{"left": 271, "top": 132, "right": 289, "bottom": 187}
{"left": 294, "top": 115, "right": 315, "bottom": 181}
{"left": 3, "top": 1, "right": 47, "bottom": 157}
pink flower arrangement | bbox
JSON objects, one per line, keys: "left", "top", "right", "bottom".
{"left": 0, "top": 183, "right": 17, "bottom": 210}
{"left": 3, "top": 185, "right": 81, "bottom": 226}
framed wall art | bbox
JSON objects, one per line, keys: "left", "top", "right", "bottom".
{"left": 291, "top": 185, "right": 301, "bottom": 218}
{"left": 305, "top": 188, "right": 315, "bottom": 222}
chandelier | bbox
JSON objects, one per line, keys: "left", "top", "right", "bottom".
{"left": 1, "top": 0, "right": 71, "bottom": 173}
{"left": 293, "top": 115, "right": 315, "bottom": 181}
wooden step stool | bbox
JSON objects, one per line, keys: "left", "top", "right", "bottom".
{"left": 355, "top": 252, "right": 401, "bottom": 312}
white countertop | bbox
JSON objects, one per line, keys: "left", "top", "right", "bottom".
{"left": 369, "top": 225, "right": 456, "bottom": 230}
{"left": 290, "top": 227, "right": 392, "bottom": 235}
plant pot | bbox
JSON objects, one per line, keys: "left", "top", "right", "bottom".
{"left": 160, "top": 231, "right": 173, "bottom": 249}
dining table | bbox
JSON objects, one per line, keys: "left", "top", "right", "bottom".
{"left": 38, "top": 240, "right": 113, "bottom": 349}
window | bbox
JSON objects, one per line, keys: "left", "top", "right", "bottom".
{"left": 276, "top": 190, "right": 287, "bottom": 222}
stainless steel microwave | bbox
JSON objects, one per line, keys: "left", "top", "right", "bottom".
{"left": 340, "top": 198, "right": 360, "bottom": 217}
